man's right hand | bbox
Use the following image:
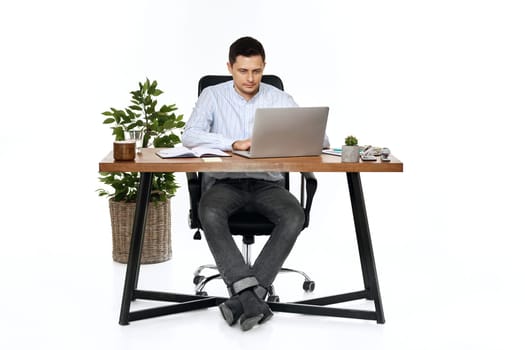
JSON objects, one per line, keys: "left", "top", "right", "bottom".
{"left": 232, "top": 139, "right": 251, "bottom": 151}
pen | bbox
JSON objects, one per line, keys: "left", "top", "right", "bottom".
{"left": 332, "top": 148, "right": 342, "bottom": 152}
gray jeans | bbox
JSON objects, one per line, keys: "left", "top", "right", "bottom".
{"left": 198, "top": 178, "right": 305, "bottom": 294}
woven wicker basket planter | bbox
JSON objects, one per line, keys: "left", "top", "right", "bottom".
{"left": 109, "top": 199, "right": 172, "bottom": 264}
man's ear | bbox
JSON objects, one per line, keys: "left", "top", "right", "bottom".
{"left": 227, "top": 62, "right": 233, "bottom": 74}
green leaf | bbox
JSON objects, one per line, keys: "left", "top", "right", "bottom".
{"left": 125, "top": 108, "right": 137, "bottom": 118}
{"left": 103, "top": 117, "right": 115, "bottom": 124}
{"left": 162, "top": 119, "right": 176, "bottom": 129}
{"left": 148, "top": 80, "right": 158, "bottom": 95}
{"left": 113, "top": 126, "right": 125, "bottom": 141}
{"left": 152, "top": 89, "right": 163, "bottom": 96}
{"left": 146, "top": 106, "right": 155, "bottom": 115}
{"left": 160, "top": 104, "right": 176, "bottom": 113}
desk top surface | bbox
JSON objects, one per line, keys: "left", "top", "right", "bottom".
{"left": 99, "top": 148, "right": 403, "bottom": 173}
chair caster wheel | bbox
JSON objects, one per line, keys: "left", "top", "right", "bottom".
{"left": 196, "top": 291, "right": 208, "bottom": 296}
{"left": 267, "top": 295, "right": 280, "bottom": 303}
{"left": 193, "top": 275, "right": 205, "bottom": 285}
{"left": 303, "top": 280, "right": 315, "bottom": 292}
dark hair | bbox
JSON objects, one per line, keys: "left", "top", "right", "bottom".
{"left": 228, "top": 36, "right": 265, "bottom": 65}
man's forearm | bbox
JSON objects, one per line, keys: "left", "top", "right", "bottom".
{"left": 182, "top": 127, "right": 235, "bottom": 151}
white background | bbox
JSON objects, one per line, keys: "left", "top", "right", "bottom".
{"left": 1, "top": 1, "right": 524, "bottom": 349}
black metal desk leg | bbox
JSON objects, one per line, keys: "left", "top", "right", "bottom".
{"left": 119, "top": 172, "right": 153, "bottom": 325}
{"left": 346, "top": 172, "right": 385, "bottom": 324}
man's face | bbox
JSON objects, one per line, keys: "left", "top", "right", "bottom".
{"left": 227, "top": 55, "right": 265, "bottom": 100}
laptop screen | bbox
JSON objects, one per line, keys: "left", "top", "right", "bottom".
{"left": 234, "top": 106, "right": 328, "bottom": 158}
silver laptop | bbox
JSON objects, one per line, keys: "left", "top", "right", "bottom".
{"left": 233, "top": 106, "right": 329, "bottom": 158}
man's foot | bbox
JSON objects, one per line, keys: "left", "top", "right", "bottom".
{"left": 218, "top": 296, "right": 243, "bottom": 326}
{"left": 219, "top": 293, "right": 273, "bottom": 329}
{"left": 259, "top": 307, "right": 273, "bottom": 324}
{"left": 239, "top": 313, "right": 264, "bottom": 331}
{"left": 237, "top": 289, "right": 273, "bottom": 331}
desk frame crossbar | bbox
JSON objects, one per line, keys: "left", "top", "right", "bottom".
{"left": 118, "top": 171, "right": 385, "bottom": 325}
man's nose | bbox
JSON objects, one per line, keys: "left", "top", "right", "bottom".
{"left": 247, "top": 72, "right": 254, "bottom": 82}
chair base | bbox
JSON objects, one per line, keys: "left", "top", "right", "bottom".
{"left": 193, "top": 264, "right": 315, "bottom": 300}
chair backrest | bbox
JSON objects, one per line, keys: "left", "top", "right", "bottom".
{"left": 198, "top": 74, "right": 284, "bottom": 96}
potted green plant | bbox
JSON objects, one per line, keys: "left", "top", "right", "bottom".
{"left": 342, "top": 135, "right": 360, "bottom": 162}
{"left": 98, "top": 78, "right": 185, "bottom": 263}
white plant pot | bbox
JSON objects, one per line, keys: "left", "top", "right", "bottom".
{"left": 341, "top": 145, "right": 360, "bottom": 162}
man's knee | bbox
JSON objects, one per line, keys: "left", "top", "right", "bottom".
{"left": 281, "top": 204, "right": 305, "bottom": 235}
{"left": 198, "top": 201, "right": 226, "bottom": 227}
{"left": 292, "top": 205, "right": 306, "bottom": 229}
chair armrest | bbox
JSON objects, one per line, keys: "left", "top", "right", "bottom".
{"left": 186, "top": 172, "right": 201, "bottom": 229}
{"left": 300, "top": 172, "right": 318, "bottom": 228}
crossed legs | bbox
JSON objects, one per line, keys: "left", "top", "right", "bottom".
{"left": 198, "top": 178, "right": 305, "bottom": 330}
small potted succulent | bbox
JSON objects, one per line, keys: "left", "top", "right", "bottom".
{"left": 342, "top": 135, "right": 360, "bottom": 162}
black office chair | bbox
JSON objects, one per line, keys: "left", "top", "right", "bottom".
{"left": 187, "top": 75, "right": 317, "bottom": 302}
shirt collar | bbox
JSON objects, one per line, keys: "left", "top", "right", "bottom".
{"left": 230, "top": 82, "right": 265, "bottom": 103}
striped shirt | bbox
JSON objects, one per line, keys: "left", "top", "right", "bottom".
{"left": 182, "top": 80, "right": 298, "bottom": 184}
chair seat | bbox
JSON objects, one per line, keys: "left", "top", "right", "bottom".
{"left": 229, "top": 212, "right": 275, "bottom": 236}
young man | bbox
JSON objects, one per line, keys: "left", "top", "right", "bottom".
{"left": 182, "top": 36, "right": 327, "bottom": 331}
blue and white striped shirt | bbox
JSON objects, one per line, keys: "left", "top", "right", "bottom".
{"left": 183, "top": 81, "right": 298, "bottom": 149}
{"left": 182, "top": 80, "right": 298, "bottom": 183}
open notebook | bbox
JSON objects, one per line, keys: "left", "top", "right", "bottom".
{"left": 156, "top": 146, "right": 230, "bottom": 158}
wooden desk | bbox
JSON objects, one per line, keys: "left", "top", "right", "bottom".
{"left": 100, "top": 148, "right": 403, "bottom": 173}
{"left": 99, "top": 149, "right": 403, "bottom": 325}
